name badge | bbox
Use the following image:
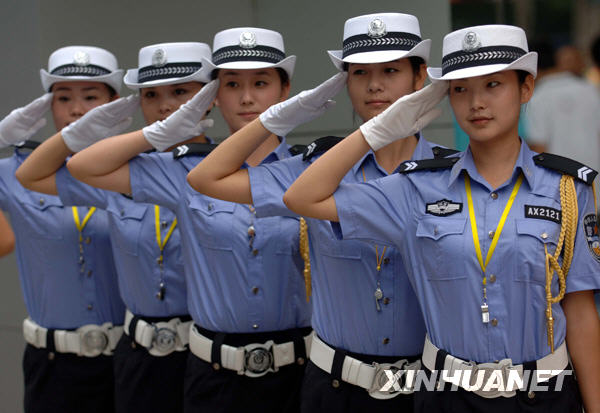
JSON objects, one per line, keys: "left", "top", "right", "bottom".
{"left": 524, "top": 205, "right": 561, "bottom": 224}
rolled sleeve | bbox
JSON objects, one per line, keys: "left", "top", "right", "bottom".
{"left": 566, "top": 183, "right": 600, "bottom": 293}
{"left": 129, "top": 153, "right": 184, "bottom": 211}
{"left": 248, "top": 155, "right": 304, "bottom": 218}
{"left": 332, "top": 174, "right": 413, "bottom": 248}
{"left": 56, "top": 165, "right": 108, "bottom": 208}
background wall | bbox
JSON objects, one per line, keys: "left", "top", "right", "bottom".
{"left": 0, "top": 1, "right": 452, "bottom": 410}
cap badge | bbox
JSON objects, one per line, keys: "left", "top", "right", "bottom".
{"left": 73, "top": 51, "right": 90, "bottom": 66}
{"left": 152, "top": 48, "right": 167, "bottom": 67}
{"left": 462, "top": 32, "right": 481, "bottom": 52}
{"left": 367, "top": 18, "right": 387, "bottom": 38}
{"left": 239, "top": 31, "right": 257, "bottom": 49}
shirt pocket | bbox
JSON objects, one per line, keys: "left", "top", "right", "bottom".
{"left": 317, "top": 222, "right": 363, "bottom": 260}
{"left": 273, "top": 215, "right": 302, "bottom": 256}
{"left": 107, "top": 203, "right": 148, "bottom": 256}
{"left": 19, "top": 195, "right": 65, "bottom": 240}
{"left": 188, "top": 195, "right": 234, "bottom": 250}
{"left": 416, "top": 216, "right": 467, "bottom": 280}
{"left": 515, "top": 218, "right": 560, "bottom": 285}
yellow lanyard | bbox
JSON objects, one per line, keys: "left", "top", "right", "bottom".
{"left": 72, "top": 206, "right": 96, "bottom": 242}
{"left": 465, "top": 172, "right": 523, "bottom": 279}
{"left": 154, "top": 205, "right": 177, "bottom": 265}
{"left": 363, "top": 166, "right": 387, "bottom": 311}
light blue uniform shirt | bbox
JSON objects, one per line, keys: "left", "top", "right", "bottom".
{"left": 129, "top": 139, "right": 311, "bottom": 333}
{"left": 0, "top": 150, "right": 124, "bottom": 329}
{"left": 333, "top": 141, "right": 600, "bottom": 363}
{"left": 248, "top": 137, "right": 437, "bottom": 356}
{"left": 56, "top": 165, "right": 187, "bottom": 318}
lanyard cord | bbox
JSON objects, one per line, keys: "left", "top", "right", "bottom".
{"left": 362, "top": 166, "right": 389, "bottom": 271}
{"left": 154, "top": 205, "right": 177, "bottom": 264}
{"left": 72, "top": 206, "right": 96, "bottom": 242}
{"left": 464, "top": 173, "right": 523, "bottom": 281}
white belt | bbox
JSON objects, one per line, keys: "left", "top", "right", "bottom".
{"left": 422, "top": 335, "right": 569, "bottom": 398}
{"left": 309, "top": 334, "right": 421, "bottom": 399}
{"left": 124, "top": 309, "right": 192, "bottom": 357}
{"left": 189, "top": 325, "right": 313, "bottom": 378}
{"left": 23, "top": 317, "right": 122, "bottom": 357}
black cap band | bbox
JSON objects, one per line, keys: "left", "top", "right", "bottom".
{"left": 441, "top": 46, "right": 526, "bottom": 76}
{"left": 342, "top": 32, "right": 421, "bottom": 59}
{"left": 137, "top": 62, "right": 203, "bottom": 83}
{"left": 212, "top": 45, "right": 285, "bottom": 66}
{"left": 50, "top": 64, "right": 111, "bottom": 77}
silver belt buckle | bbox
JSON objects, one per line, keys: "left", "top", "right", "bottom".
{"left": 467, "top": 359, "right": 517, "bottom": 398}
{"left": 81, "top": 329, "right": 109, "bottom": 357}
{"left": 243, "top": 340, "right": 275, "bottom": 378}
{"left": 152, "top": 326, "right": 177, "bottom": 355}
{"left": 369, "top": 359, "right": 418, "bottom": 399}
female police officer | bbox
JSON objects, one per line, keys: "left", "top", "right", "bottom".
{"left": 0, "top": 45, "right": 125, "bottom": 413}
{"left": 283, "top": 24, "right": 600, "bottom": 412}
{"left": 16, "top": 42, "right": 215, "bottom": 412}
{"left": 64, "top": 27, "right": 311, "bottom": 412}
{"left": 187, "top": 13, "right": 442, "bottom": 412}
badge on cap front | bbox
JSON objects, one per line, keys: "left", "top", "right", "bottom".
{"left": 368, "top": 18, "right": 387, "bottom": 38}
{"left": 239, "top": 32, "right": 257, "bottom": 49}
{"left": 462, "top": 32, "right": 481, "bottom": 52}
{"left": 152, "top": 48, "right": 167, "bottom": 67}
{"left": 73, "top": 51, "right": 90, "bottom": 66}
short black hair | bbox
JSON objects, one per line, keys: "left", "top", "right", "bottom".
{"left": 343, "top": 56, "right": 425, "bottom": 76}
{"left": 210, "top": 67, "right": 290, "bottom": 86}
{"left": 592, "top": 34, "right": 600, "bottom": 67}
{"left": 516, "top": 70, "right": 530, "bottom": 85}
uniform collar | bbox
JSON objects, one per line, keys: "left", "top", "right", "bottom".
{"left": 350, "top": 133, "right": 433, "bottom": 177}
{"left": 448, "top": 138, "right": 536, "bottom": 190}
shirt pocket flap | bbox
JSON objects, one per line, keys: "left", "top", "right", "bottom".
{"left": 515, "top": 218, "right": 558, "bottom": 245}
{"left": 416, "top": 216, "right": 467, "bottom": 241}
{"left": 189, "top": 195, "right": 235, "bottom": 216}
{"left": 21, "top": 195, "right": 63, "bottom": 211}
{"left": 107, "top": 203, "right": 148, "bottom": 221}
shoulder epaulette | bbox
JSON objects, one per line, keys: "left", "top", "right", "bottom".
{"left": 302, "top": 136, "right": 344, "bottom": 161}
{"left": 172, "top": 143, "right": 218, "bottom": 159}
{"left": 533, "top": 153, "right": 597, "bottom": 185}
{"left": 14, "top": 140, "right": 40, "bottom": 150}
{"left": 288, "top": 144, "right": 307, "bottom": 156}
{"left": 397, "top": 157, "right": 459, "bottom": 174}
{"left": 432, "top": 146, "right": 460, "bottom": 158}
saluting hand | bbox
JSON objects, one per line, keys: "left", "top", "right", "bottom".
{"left": 62, "top": 94, "right": 140, "bottom": 153}
{"left": 360, "top": 80, "right": 449, "bottom": 151}
{"left": 259, "top": 72, "right": 348, "bottom": 137}
{"left": 142, "top": 79, "right": 219, "bottom": 152}
{"left": 0, "top": 93, "right": 53, "bottom": 148}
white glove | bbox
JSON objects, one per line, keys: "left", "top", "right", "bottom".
{"left": 360, "top": 81, "right": 449, "bottom": 151}
{"left": 259, "top": 72, "right": 348, "bottom": 136}
{"left": 142, "top": 79, "right": 219, "bottom": 151}
{"left": 0, "top": 93, "right": 53, "bottom": 148}
{"left": 62, "top": 95, "right": 140, "bottom": 153}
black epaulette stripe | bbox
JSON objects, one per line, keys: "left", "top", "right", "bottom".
{"left": 14, "top": 140, "right": 41, "bottom": 150}
{"left": 302, "top": 136, "right": 344, "bottom": 161}
{"left": 289, "top": 144, "right": 307, "bottom": 156}
{"left": 533, "top": 153, "right": 597, "bottom": 185}
{"left": 172, "top": 143, "right": 218, "bottom": 159}
{"left": 398, "top": 157, "right": 459, "bottom": 173}
{"left": 432, "top": 146, "right": 460, "bottom": 158}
